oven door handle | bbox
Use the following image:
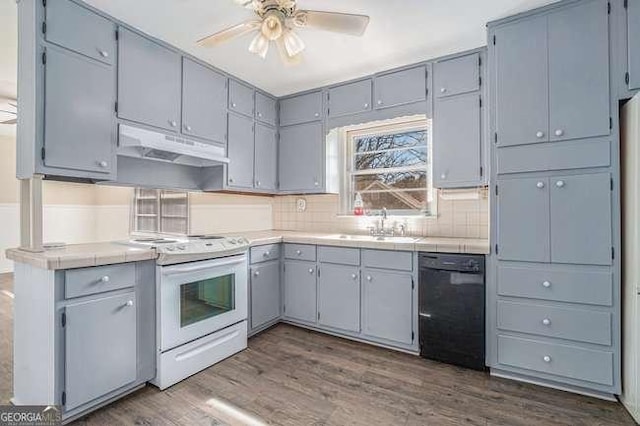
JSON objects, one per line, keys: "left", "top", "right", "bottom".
{"left": 161, "top": 257, "right": 245, "bottom": 276}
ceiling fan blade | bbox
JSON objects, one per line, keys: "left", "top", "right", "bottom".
{"left": 293, "top": 11, "right": 370, "bottom": 36}
{"left": 275, "top": 37, "right": 302, "bottom": 66}
{"left": 197, "top": 21, "right": 261, "bottom": 47}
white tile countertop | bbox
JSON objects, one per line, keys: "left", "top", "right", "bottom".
{"left": 6, "top": 231, "right": 489, "bottom": 270}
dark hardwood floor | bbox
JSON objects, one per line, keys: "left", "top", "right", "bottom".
{"left": 0, "top": 273, "right": 635, "bottom": 425}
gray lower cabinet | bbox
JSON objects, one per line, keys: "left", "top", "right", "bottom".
{"left": 279, "top": 91, "right": 323, "bottom": 126}
{"left": 328, "top": 79, "right": 372, "bottom": 117}
{"left": 279, "top": 122, "right": 324, "bottom": 192}
{"left": 362, "top": 269, "right": 414, "bottom": 345}
{"left": 181, "top": 58, "right": 227, "bottom": 143}
{"left": 283, "top": 260, "right": 317, "bottom": 323}
{"left": 43, "top": 46, "right": 115, "bottom": 175}
{"left": 318, "top": 264, "right": 360, "bottom": 333}
{"left": 227, "top": 113, "right": 255, "bottom": 189}
{"left": 374, "top": 65, "right": 427, "bottom": 108}
{"left": 628, "top": 0, "right": 640, "bottom": 91}
{"left": 64, "top": 292, "right": 137, "bottom": 411}
{"left": 250, "top": 260, "right": 281, "bottom": 330}
{"left": 117, "top": 28, "right": 181, "bottom": 132}
{"left": 254, "top": 123, "right": 278, "bottom": 191}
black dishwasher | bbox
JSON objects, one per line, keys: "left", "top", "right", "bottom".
{"left": 419, "top": 253, "right": 486, "bottom": 371}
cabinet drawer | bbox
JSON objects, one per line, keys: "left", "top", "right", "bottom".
{"left": 65, "top": 263, "right": 136, "bottom": 299}
{"left": 434, "top": 52, "right": 480, "bottom": 98}
{"left": 251, "top": 244, "right": 281, "bottom": 264}
{"left": 498, "top": 264, "right": 612, "bottom": 306}
{"left": 284, "top": 244, "right": 317, "bottom": 262}
{"left": 497, "top": 335, "right": 614, "bottom": 386}
{"left": 46, "top": 0, "right": 116, "bottom": 65}
{"left": 362, "top": 249, "right": 412, "bottom": 271}
{"left": 497, "top": 300, "right": 612, "bottom": 346}
{"left": 318, "top": 246, "right": 360, "bottom": 266}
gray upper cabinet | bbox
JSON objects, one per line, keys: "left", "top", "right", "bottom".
{"left": 250, "top": 261, "right": 280, "bottom": 330}
{"left": 64, "top": 292, "right": 137, "bottom": 411}
{"left": 494, "top": 16, "right": 549, "bottom": 147}
{"left": 254, "top": 123, "right": 278, "bottom": 191}
{"left": 362, "top": 269, "right": 413, "bottom": 345}
{"left": 550, "top": 173, "right": 612, "bottom": 265}
{"left": 45, "top": 0, "right": 115, "bottom": 66}
{"left": 227, "top": 113, "right": 255, "bottom": 189}
{"left": 117, "top": 28, "right": 181, "bottom": 132}
{"left": 547, "top": 0, "right": 610, "bottom": 142}
{"left": 279, "top": 122, "right": 323, "bottom": 192}
{"left": 497, "top": 177, "right": 550, "bottom": 263}
{"left": 433, "top": 93, "right": 481, "bottom": 188}
{"left": 280, "top": 91, "right": 323, "bottom": 126}
{"left": 318, "top": 264, "right": 361, "bottom": 333}
{"left": 181, "top": 58, "right": 227, "bottom": 143}
{"left": 374, "top": 66, "right": 427, "bottom": 108}
{"left": 434, "top": 54, "right": 479, "bottom": 98}
{"left": 629, "top": 0, "right": 640, "bottom": 90}
{"left": 255, "top": 93, "right": 277, "bottom": 126}
{"left": 44, "top": 47, "right": 115, "bottom": 175}
{"left": 228, "top": 80, "right": 255, "bottom": 117}
{"left": 283, "top": 260, "right": 317, "bottom": 324}
{"left": 328, "top": 79, "right": 372, "bottom": 117}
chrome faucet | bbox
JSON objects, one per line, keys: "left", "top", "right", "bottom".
{"left": 369, "top": 207, "right": 394, "bottom": 238}
{"left": 380, "top": 207, "right": 388, "bottom": 231}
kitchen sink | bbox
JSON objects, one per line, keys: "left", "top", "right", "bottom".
{"left": 317, "top": 234, "right": 419, "bottom": 244}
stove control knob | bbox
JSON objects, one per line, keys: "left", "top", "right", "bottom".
{"left": 177, "top": 245, "right": 186, "bottom": 251}
{"left": 166, "top": 247, "right": 175, "bottom": 252}
{"left": 230, "top": 239, "right": 237, "bottom": 244}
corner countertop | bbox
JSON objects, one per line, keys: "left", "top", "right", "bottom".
{"left": 6, "top": 231, "right": 489, "bottom": 270}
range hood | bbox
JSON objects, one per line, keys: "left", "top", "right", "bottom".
{"left": 118, "top": 124, "right": 229, "bottom": 167}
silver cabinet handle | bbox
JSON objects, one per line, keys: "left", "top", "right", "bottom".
{"left": 264, "top": 251, "right": 270, "bottom": 257}
{"left": 314, "top": 112, "right": 320, "bottom": 117}
{"left": 258, "top": 112, "right": 263, "bottom": 117}
{"left": 256, "top": 180, "right": 261, "bottom": 187}
{"left": 351, "top": 273, "right": 357, "bottom": 280}
{"left": 366, "top": 275, "right": 372, "bottom": 281}
{"left": 98, "top": 161, "right": 108, "bottom": 168}
{"left": 554, "top": 129, "right": 564, "bottom": 137}
{"left": 440, "top": 88, "right": 447, "bottom": 93}
{"left": 232, "top": 102, "right": 237, "bottom": 108}
{"left": 419, "top": 313, "right": 432, "bottom": 318}
{"left": 364, "top": 103, "right": 369, "bottom": 109}
{"left": 100, "top": 276, "right": 110, "bottom": 283}
{"left": 296, "top": 250, "right": 302, "bottom": 255}
{"left": 543, "top": 355, "right": 552, "bottom": 363}
{"left": 308, "top": 268, "right": 314, "bottom": 274}
{"left": 98, "top": 49, "right": 109, "bottom": 58}
{"left": 542, "top": 318, "right": 551, "bottom": 326}
{"left": 169, "top": 120, "right": 177, "bottom": 127}
{"left": 377, "top": 99, "right": 383, "bottom": 105}
{"left": 537, "top": 181, "right": 545, "bottom": 189}
{"left": 185, "top": 124, "right": 192, "bottom": 132}
{"left": 313, "top": 179, "right": 319, "bottom": 187}
{"left": 542, "top": 281, "right": 551, "bottom": 288}
{"left": 555, "top": 180, "right": 565, "bottom": 188}
{"left": 536, "top": 131, "right": 545, "bottom": 138}
{"left": 123, "top": 300, "right": 133, "bottom": 307}
{"left": 254, "top": 270, "right": 260, "bottom": 277}
{"left": 440, "top": 173, "right": 447, "bottom": 180}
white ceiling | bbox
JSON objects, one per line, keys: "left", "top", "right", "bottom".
{"left": 0, "top": 0, "right": 561, "bottom": 101}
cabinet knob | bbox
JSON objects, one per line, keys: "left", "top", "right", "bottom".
{"left": 232, "top": 102, "right": 237, "bottom": 108}
{"left": 125, "top": 300, "right": 134, "bottom": 307}
{"left": 314, "top": 180, "right": 319, "bottom": 187}
{"left": 440, "top": 173, "right": 446, "bottom": 180}
{"left": 314, "top": 112, "right": 320, "bottom": 117}
{"left": 542, "top": 318, "right": 551, "bottom": 326}
{"left": 543, "top": 355, "right": 552, "bottom": 363}
{"left": 366, "top": 275, "right": 372, "bottom": 281}
{"left": 256, "top": 180, "right": 261, "bottom": 187}
{"left": 554, "top": 129, "right": 564, "bottom": 137}
{"left": 440, "top": 88, "right": 447, "bottom": 93}
{"left": 296, "top": 250, "right": 302, "bottom": 255}
{"left": 542, "top": 280, "right": 551, "bottom": 288}
{"left": 98, "top": 49, "right": 109, "bottom": 58}
{"left": 185, "top": 124, "right": 192, "bottom": 132}
{"left": 258, "top": 112, "right": 263, "bottom": 117}
{"left": 536, "top": 131, "right": 545, "bottom": 138}
{"left": 98, "top": 161, "right": 108, "bottom": 168}
{"left": 351, "top": 273, "right": 358, "bottom": 280}
{"left": 308, "top": 268, "right": 314, "bottom": 274}
{"left": 100, "top": 275, "right": 110, "bottom": 283}
{"left": 555, "top": 180, "right": 565, "bottom": 188}
{"left": 264, "top": 251, "right": 270, "bottom": 257}
{"left": 169, "top": 120, "right": 177, "bottom": 127}
{"left": 364, "top": 103, "right": 369, "bottom": 109}
{"left": 377, "top": 99, "right": 383, "bottom": 105}
{"left": 229, "top": 178, "right": 234, "bottom": 183}
{"left": 254, "top": 271, "right": 260, "bottom": 277}
{"left": 536, "top": 181, "right": 545, "bottom": 189}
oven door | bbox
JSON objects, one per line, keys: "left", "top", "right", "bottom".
{"left": 158, "top": 254, "right": 248, "bottom": 351}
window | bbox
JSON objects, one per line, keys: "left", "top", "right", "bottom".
{"left": 132, "top": 189, "right": 189, "bottom": 235}
{"left": 341, "top": 117, "right": 434, "bottom": 215}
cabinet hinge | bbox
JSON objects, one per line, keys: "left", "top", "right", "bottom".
{"left": 283, "top": 304, "right": 286, "bottom": 313}
{"left": 608, "top": 2, "right": 611, "bottom": 14}
{"left": 611, "top": 177, "right": 614, "bottom": 191}
{"left": 411, "top": 331, "right": 415, "bottom": 342}
{"left": 624, "top": 0, "right": 628, "bottom": 9}
{"left": 612, "top": 246, "right": 615, "bottom": 260}
{"left": 478, "top": 56, "right": 482, "bottom": 67}
{"left": 411, "top": 278, "right": 415, "bottom": 290}
{"left": 479, "top": 76, "right": 482, "bottom": 87}
{"left": 495, "top": 244, "right": 499, "bottom": 255}
{"left": 317, "top": 268, "right": 320, "bottom": 277}
{"left": 495, "top": 184, "right": 498, "bottom": 196}
{"left": 61, "top": 391, "right": 66, "bottom": 406}
{"left": 115, "top": 29, "right": 119, "bottom": 41}
{"left": 626, "top": 72, "right": 630, "bottom": 85}
{"left": 41, "top": 21, "right": 46, "bottom": 34}
{"left": 492, "top": 35, "right": 496, "bottom": 45}
{"left": 610, "top": 117, "right": 613, "bottom": 129}
{"left": 480, "top": 166, "right": 483, "bottom": 177}
{"left": 61, "top": 312, "right": 66, "bottom": 327}
{"left": 41, "top": 51, "right": 46, "bottom": 65}
{"left": 42, "top": 0, "right": 46, "bottom": 7}
{"left": 318, "top": 312, "right": 321, "bottom": 320}
{"left": 41, "top": 147, "right": 45, "bottom": 161}
{"left": 479, "top": 97, "right": 482, "bottom": 108}
{"left": 494, "top": 133, "right": 498, "bottom": 144}
{"left": 114, "top": 102, "right": 118, "bottom": 113}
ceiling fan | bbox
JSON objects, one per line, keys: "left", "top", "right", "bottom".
{"left": 197, "top": 0, "right": 370, "bottom": 64}
{"left": 0, "top": 98, "right": 17, "bottom": 125}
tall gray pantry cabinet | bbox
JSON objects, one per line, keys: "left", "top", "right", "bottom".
{"left": 488, "top": 0, "right": 621, "bottom": 397}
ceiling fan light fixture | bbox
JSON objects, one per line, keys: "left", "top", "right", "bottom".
{"left": 261, "top": 12, "right": 284, "bottom": 41}
{"left": 282, "top": 29, "right": 305, "bottom": 57}
{"left": 248, "top": 32, "right": 270, "bottom": 59}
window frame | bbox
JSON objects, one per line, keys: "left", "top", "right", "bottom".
{"left": 340, "top": 117, "right": 436, "bottom": 217}
{"left": 131, "top": 189, "right": 190, "bottom": 236}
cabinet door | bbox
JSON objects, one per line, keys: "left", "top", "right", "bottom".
{"left": 548, "top": 0, "right": 610, "bottom": 142}
{"left": 283, "top": 261, "right": 317, "bottom": 323}
{"left": 494, "top": 16, "right": 549, "bottom": 146}
{"left": 433, "top": 93, "right": 481, "bottom": 188}
{"left": 254, "top": 123, "right": 277, "bottom": 191}
{"left": 280, "top": 91, "right": 323, "bottom": 126}
{"left": 65, "top": 292, "right": 137, "bottom": 411}
{"left": 44, "top": 47, "right": 114, "bottom": 174}
{"left": 362, "top": 269, "right": 413, "bottom": 345}
{"left": 45, "top": 0, "right": 115, "bottom": 65}
{"left": 328, "top": 79, "right": 372, "bottom": 117}
{"left": 256, "top": 92, "right": 277, "bottom": 126}
{"left": 629, "top": 0, "right": 640, "bottom": 90}
{"left": 227, "top": 114, "right": 255, "bottom": 189}
{"left": 550, "top": 173, "right": 612, "bottom": 265}
{"left": 497, "top": 177, "right": 550, "bottom": 262}
{"left": 279, "top": 122, "right": 323, "bottom": 192}
{"left": 229, "top": 80, "right": 255, "bottom": 117}
{"left": 182, "top": 58, "right": 227, "bottom": 143}
{"left": 434, "top": 53, "right": 479, "bottom": 98}
{"left": 251, "top": 261, "right": 280, "bottom": 330}
{"left": 374, "top": 66, "right": 426, "bottom": 108}
{"left": 318, "top": 264, "right": 360, "bottom": 333}
{"left": 117, "top": 28, "right": 181, "bottom": 131}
